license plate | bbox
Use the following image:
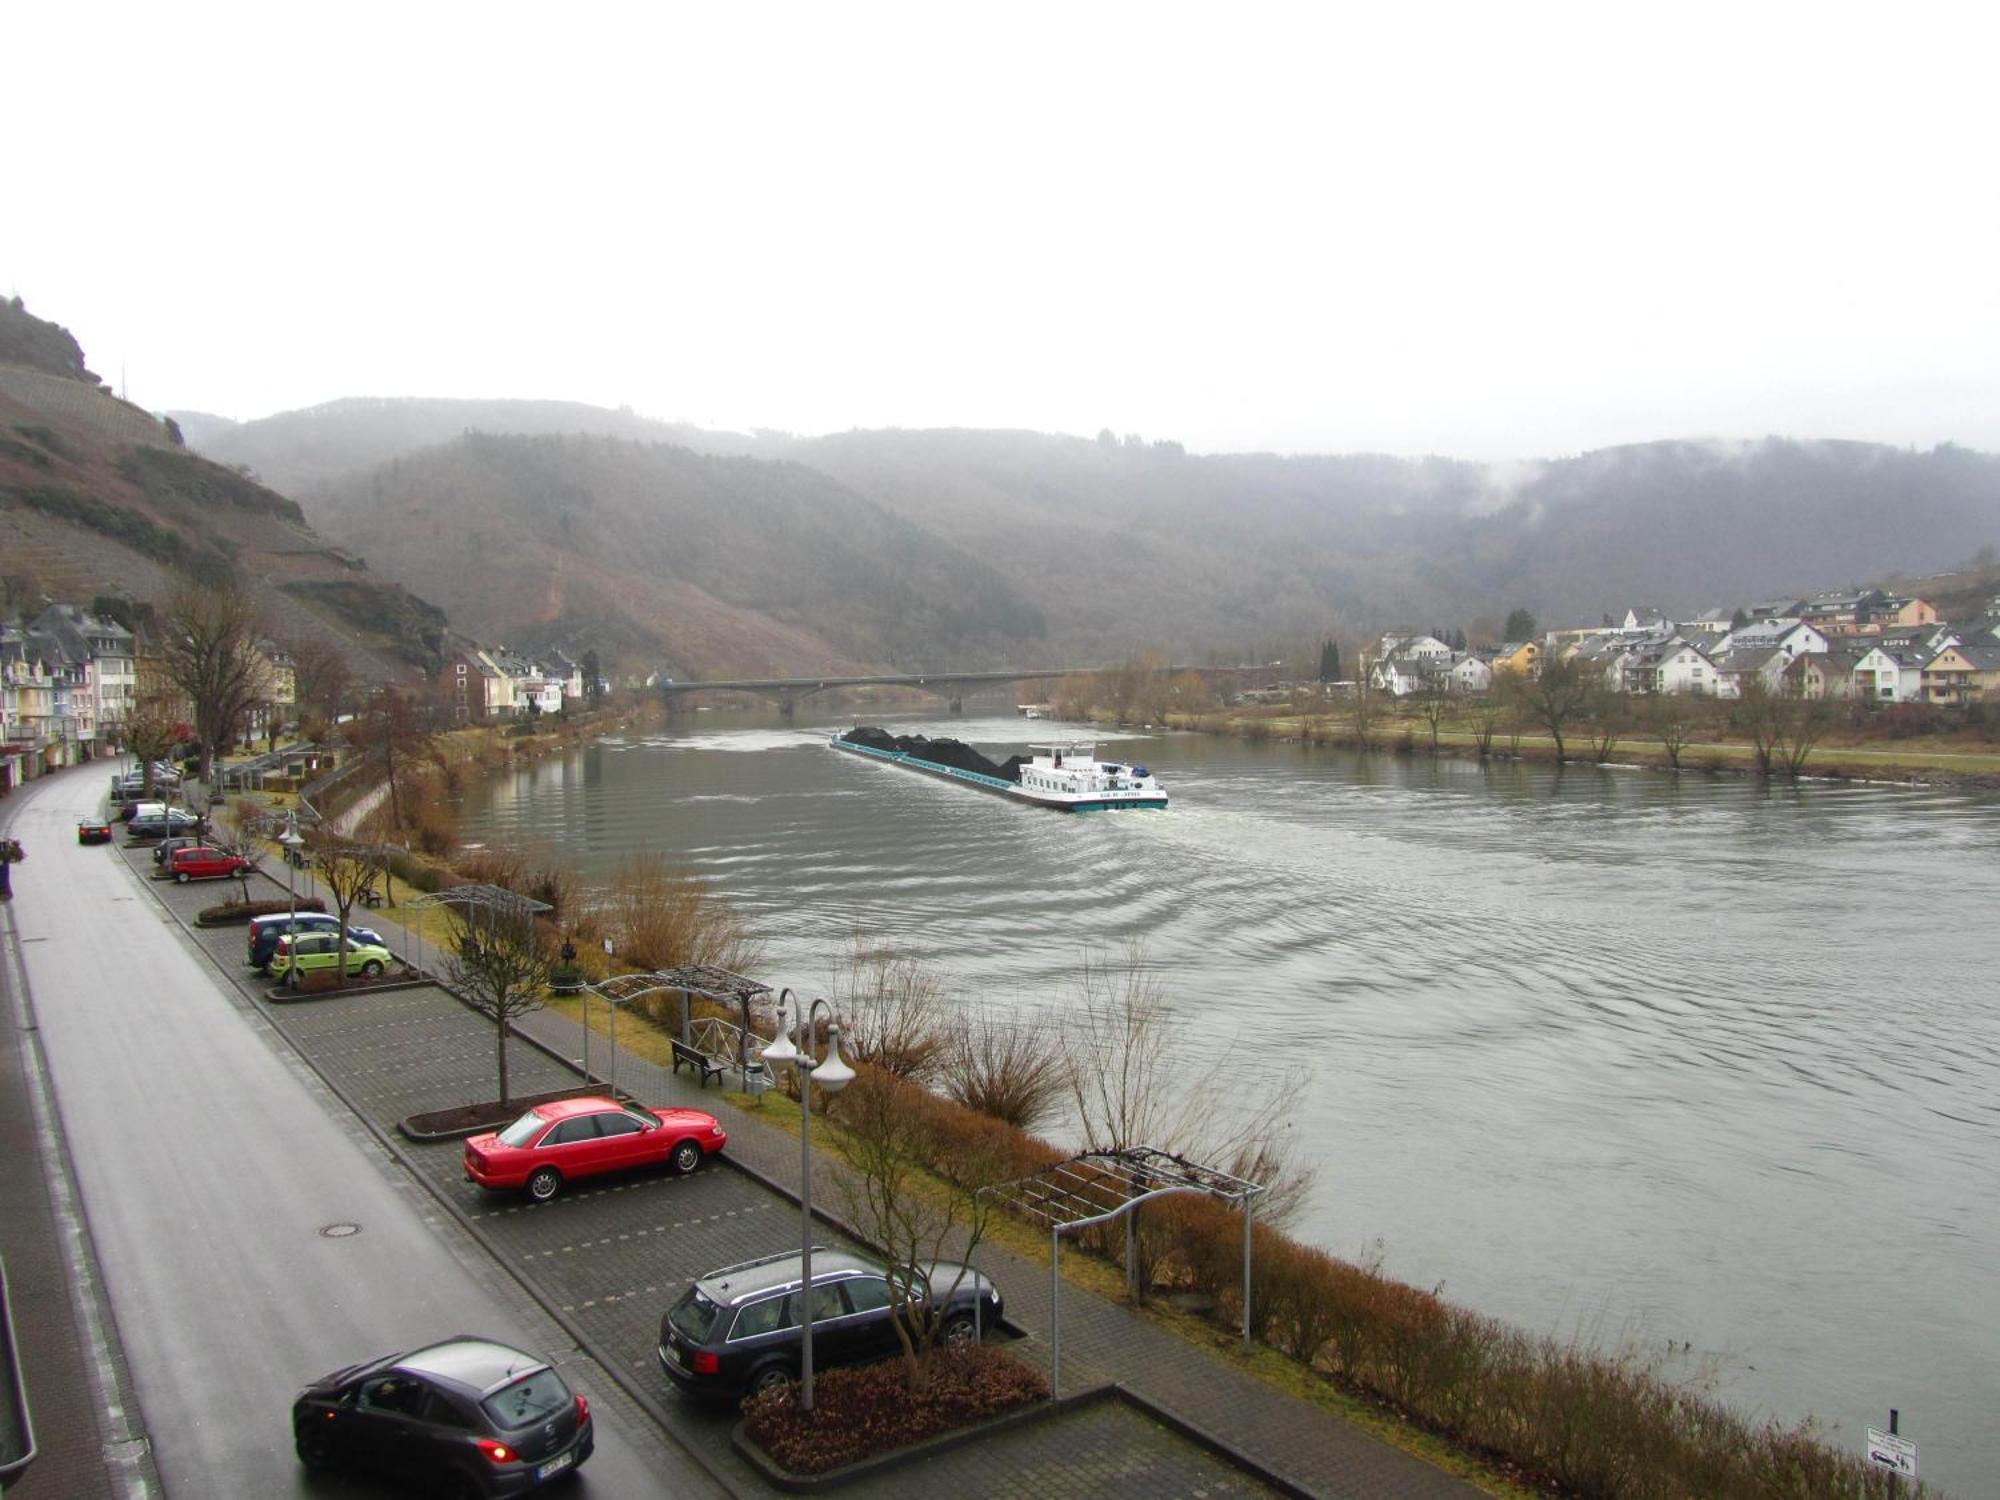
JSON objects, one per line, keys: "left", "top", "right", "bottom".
{"left": 537, "top": 1450, "right": 573, "bottom": 1481}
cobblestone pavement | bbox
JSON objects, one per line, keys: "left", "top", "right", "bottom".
{"left": 130, "top": 845, "right": 1484, "bottom": 1499}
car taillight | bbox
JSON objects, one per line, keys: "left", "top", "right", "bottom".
{"left": 476, "top": 1438, "right": 517, "bottom": 1464}
{"left": 692, "top": 1351, "right": 720, "bottom": 1375}
{"left": 574, "top": 1393, "right": 589, "bottom": 1422}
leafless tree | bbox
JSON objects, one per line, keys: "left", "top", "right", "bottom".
{"left": 442, "top": 897, "right": 553, "bottom": 1106}
{"left": 835, "top": 1067, "right": 998, "bottom": 1382}
{"left": 830, "top": 935, "right": 946, "bottom": 1082}
{"left": 1467, "top": 694, "right": 1507, "bottom": 760}
{"left": 1513, "top": 651, "right": 1596, "bottom": 762}
{"left": 285, "top": 633, "right": 354, "bottom": 727}
{"left": 161, "top": 572, "right": 273, "bottom": 782}
{"left": 1732, "top": 676, "right": 1837, "bottom": 779}
{"left": 939, "top": 1005, "right": 1066, "bottom": 1130}
{"left": 343, "top": 686, "right": 437, "bottom": 829}
{"left": 606, "top": 853, "right": 759, "bottom": 974}
{"left": 1643, "top": 690, "right": 1708, "bottom": 770}
{"left": 303, "top": 829, "right": 390, "bottom": 988}
{"left": 1581, "top": 680, "right": 1625, "bottom": 763}
{"left": 1414, "top": 676, "right": 1452, "bottom": 753}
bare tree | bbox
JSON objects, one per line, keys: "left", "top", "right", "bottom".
{"left": 1413, "top": 675, "right": 1452, "bottom": 753}
{"left": 343, "top": 686, "right": 438, "bottom": 829}
{"left": 830, "top": 935, "right": 946, "bottom": 1083}
{"left": 606, "top": 854, "right": 758, "bottom": 973}
{"left": 1643, "top": 690, "right": 1708, "bottom": 770}
{"left": 939, "top": 1006, "right": 1066, "bottom": 1131}
{"left": 835, "top": 1066, "right": 998, "bottom": 1382}
{"left": 442, "top": 897, "right": 553, "bottom": 1106}
{"left": 161, "top": 572, "right": 273, "bottom": 782}
{"left": 1467, "top": 694, "right": 1506, "bottom": 760}
{"left": 303, "top": 829, "right": 389, "bottom": 988}
{"left": 1514, "top": 651, "right": 1596, "bottom": 763}
{"left": 1732, "top": 676, "right": 1836, "bottom": 779}
{"left": 1581, "top": 681, "right": 1625, "bottom": 763}
{"left": 285, "top": 634, "right": 353, "bottom": 728}
{"left": 122, "top": 652, "right": 189, "bottom": 796}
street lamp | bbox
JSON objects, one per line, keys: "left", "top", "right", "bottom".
{"left": 761, "top": 988, "right": 852, "bottom": 1413}
{"left": 278, "top": 813, "right": 306, "bottom": 986}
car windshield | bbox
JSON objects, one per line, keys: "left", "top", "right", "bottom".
{"left": 496, "top": 1110, "right": 549, "bottom": 1148}
{"left": 480, "top": 1369, "right": 569, "bottom": 1429}
{"left": 667, "top": 1287, "right": 721, "bottom": 1343}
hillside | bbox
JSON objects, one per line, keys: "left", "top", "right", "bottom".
{"left": 0, "top": 302, "right": 447, "bottom": 677}
{"left": 201, "top": 399, "right": 2000, "bottom": 671}
{"left": 306, "top": 433, "right": 1048, "bottom": 674}
{"left": 198, "top": 396, "right": 779, "bottom": 496}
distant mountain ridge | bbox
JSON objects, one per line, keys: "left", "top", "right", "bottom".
{"left": 200, "top": 396, "right": 2000, "bottom": 673}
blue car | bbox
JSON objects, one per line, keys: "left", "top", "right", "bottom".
{"left": 247, "top": 912, "right": 384, "bottom": 973}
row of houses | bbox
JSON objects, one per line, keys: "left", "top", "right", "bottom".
{"left": 435, "top": 640, "right": 592, "bottom": 723}
{"left": 1368, "top": 591, "right": 2000, "bottom": 705}
{"left": 2, "top": 603, "right": 299, "bottom": 793}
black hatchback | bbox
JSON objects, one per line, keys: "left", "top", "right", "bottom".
{"left": 658, "top": 1248, "right": 1003, "bottom": 1400}
{"left": 293, "top": 1336, "right": 592, "bottom": 1498}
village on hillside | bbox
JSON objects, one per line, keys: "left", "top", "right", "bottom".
{"left": 1356, "top": 588, "right": 2000, "bottom": 706}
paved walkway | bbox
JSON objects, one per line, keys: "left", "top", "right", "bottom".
{"left": 79, "top": 807, "right": 1486, "bottom": 1500}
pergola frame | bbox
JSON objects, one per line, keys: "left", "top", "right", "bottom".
{"left": 976, "top": 1147, "right": 1268, "bottom": 1397}
{"left": 582, "top": 966, "right": 773, "bottom": 1096}
{"left": 407, "top": 884, "right": 554, "bottom": 985}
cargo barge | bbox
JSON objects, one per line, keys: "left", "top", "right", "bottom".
{"left": 830, "top": 726, "right": 1167, "bottom": 811}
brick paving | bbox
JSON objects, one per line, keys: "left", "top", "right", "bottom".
{"left": 125, "top": 846, "right": 1484, "bottom": 1499}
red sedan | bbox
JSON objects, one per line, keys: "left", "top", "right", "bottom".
{"left": 167, "top": 844, "right": 256, "bottom": 883}
{"left": 78, "top": 817, "right": 113, "bottom": 845}
{"left": 464, "top": 1096, "right": 726, "bottom": 1202}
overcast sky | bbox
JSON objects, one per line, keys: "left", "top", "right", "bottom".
{"left": 7, "top": 2, "right": 1997, "bottom": 460}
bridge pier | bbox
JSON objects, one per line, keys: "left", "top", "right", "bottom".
{"left": 949, "top": 696, "right": 964, "bottom": 714}
{"left": 778, "top": 695, "right": 797, "bottom": 718}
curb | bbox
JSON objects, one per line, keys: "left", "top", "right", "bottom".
{"left": 263, "top": 975, "right": 431, "bottom": 1005}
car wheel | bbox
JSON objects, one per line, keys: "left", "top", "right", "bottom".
{"left": 295, "top": 1428, "right": 337, "bottom": 1471}
{"left": 749, "top": 1363, "right": 795, "bottom": 1397}
{"left": 175, "top": 870, "right": 190, "bottom": 883}
{"left": 671, "top": 1139, "right": 703, "bottom": 1174}
{"left": 361, "top": 960, "right": 383, "bottom": 978}
{"left": 526, "top": 1167, "right": 563, "bottom": 1203}
{"left": 941, "top": 1313, "right": 979, "bottom": 1347}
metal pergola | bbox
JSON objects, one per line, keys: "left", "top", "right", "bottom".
{"left": 406, "top": 884, "right": 554, "bottom": 985}
{"left": 582, "top": 966, "right": 773, "bottom": 1098}
{"left": 976, "top": 1147, "right": 1269, "bottom": 1397}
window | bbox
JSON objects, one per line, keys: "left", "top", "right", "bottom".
{"left": 798, "top": 1284, "right": 844, "bottom": 1323}
{"left": 731, "top": 1295, "right": 795, "bottom": 1340}
{"left": 359, "top": 1375, "right": 426, "bottom": 1416}
{"left": 595, "top": 1114, "right": 644, "bottom": 1139}
{"left": 481, "top": 1370, "right": 569, "bottom": 1428}
{"left": 546, "top": 1118, "right": 598, "bottom": 1146}
{"left": 843, "top": 1277, "right": 893, "bottom": 1314}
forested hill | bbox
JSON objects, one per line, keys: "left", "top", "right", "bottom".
{"left": 306, "top": 433, "right": 1048, "bottom": 674}
{"left": 204, "top": 394, "right": 2000, "bottom": 671}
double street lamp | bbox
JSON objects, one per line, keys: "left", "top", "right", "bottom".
{"left": 759, "top": 988, "right": 853, "bottom": 1413}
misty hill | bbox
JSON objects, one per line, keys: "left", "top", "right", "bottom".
{"left": 307, "top": 433, "right": 1048, "bottom": 674}
{"left": 198, "top": 397, "right": 778, "bottom": 496}
{"left": 1, "top": 302, "right": 447, "bottom": 676}
{"left": 200, "top": 393, "right": 2000, "bottom": 670}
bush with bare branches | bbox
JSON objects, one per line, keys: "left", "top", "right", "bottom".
{"left": 828, "top": 936, "right": 946, "bottom": 1082}
{"left": 607, "top": 854, "right": 758, "bottom": 974}
{"left": 939, "top": 1006, "right": 1066, "bottom": 1130}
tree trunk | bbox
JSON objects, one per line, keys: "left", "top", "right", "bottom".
{"left": 497, "top": 1015, "right": 511, "bottom": 1105}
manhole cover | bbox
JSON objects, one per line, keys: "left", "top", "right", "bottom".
{"left": 319, "top": 1222, "right": 361, "bottom": 1239}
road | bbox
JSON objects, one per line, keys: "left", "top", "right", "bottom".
{"left": 2, "top": 762, "right": 720, "bottom": 1498}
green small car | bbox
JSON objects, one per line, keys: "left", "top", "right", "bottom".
{"left": 269, "top": 931, "right": 394, "bottom": 983}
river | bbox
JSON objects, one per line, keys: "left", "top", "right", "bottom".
{"left": 454, "top": 706, "right": 2000, "bottom": 1496}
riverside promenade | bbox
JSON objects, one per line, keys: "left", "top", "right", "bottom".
{"left": 4, "top": 766, "right": 1494, "bottom": 1500}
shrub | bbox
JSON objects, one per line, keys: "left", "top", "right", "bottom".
{"left": 197, "top": 896, "right": 325, "bottom": 925}
{"left": 740, "top": 1344, "right": 1047, "bottom": 1474}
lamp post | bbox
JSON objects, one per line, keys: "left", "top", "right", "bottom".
{"left": 759, "top": 988, "right": 853, "bottom": 1413}
{"left": 602, "top": 937, "right": 617, "bottom": 1099}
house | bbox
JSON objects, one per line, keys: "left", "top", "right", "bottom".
{"left": 1490, "top": 640, "right": 1541, "bottom": 677}
{"left": 1448, "top": 654, "right": 1493, "bottom": 693}
{"left": 1624, "top": 637, "right": 1720, "bottom": 695}
{"left": 31, "top": 604, "right": 135, "bottom": 744}
{"left": 1745, "top": 597, "right": 1808, "bottom": 622}
{"left": 1616, "top": 607, "right": 1672, "bottom": 634}
{"left": 1852, "top": 644, "right": 1928, "bottom": 704}
{"left": 1798, "top": 589, "right": 1884, "bottom": 637}
{"left": 1920, "top": 644, "right": 1988, "bottom": 705}
{"left": 1683, "top": 608, "right": 1738, "bottom": 643}
{"left": 438, "top": 642, "right": 515, "bottom": 722}
{"left": 1867, "top": 595, "right": 1937, "bottom": 629}
{"left": 1708, "top": 645, "right": 1790, "bottom": 698}
{"left": 1785, "top": 647, "right": 1862, "bottom": 701}
{"left": 1370, "top": 634, "right": 1453, "bottom": 666}
{"left": 1950, "top": 643, "right": 2000, "bottom": 700}
{"left": 1371, "top": 656, "right": 1443, "bottom": 697}
{"left": 1716, "top": 618, "right": 1829, "bottom": 659}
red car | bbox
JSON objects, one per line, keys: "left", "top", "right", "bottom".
{"left": 78, "top": 817, "right": 113, "bottom": 844}
{"left": 464, "top": 1096, "right": 726, "bottom": 1202}
{"left": 167, "top": 844, "right": 256, "bottom": 883}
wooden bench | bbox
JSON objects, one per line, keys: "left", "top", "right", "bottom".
{"left": 671, "top": 1039, "right": 727, "bottom": 1088}
{"left": 359, "top": 883, "right": 383, "bottom": 908}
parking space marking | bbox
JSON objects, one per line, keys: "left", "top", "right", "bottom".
{"left": 520, "top": 1203, "right": 775, "bottom": 1261}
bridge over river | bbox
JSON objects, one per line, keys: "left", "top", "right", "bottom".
{"left": 658, "top": 664, "right": 1266, "bottom": 714}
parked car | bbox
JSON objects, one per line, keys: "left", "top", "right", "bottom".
{"left": 247, "top": 912, "right": 379, "bottom": 973}
{"left": 152, "top": 834, "right": 206, "bottom": 866}
{"left": 125, "top": 809, "right": 204, "bottom": 841}
{"left": 77, "top": 817, "right": 113, "bottom": 845}
{"left": 464, "top": 1096, "right": 726, "bottom": 1202}
{"left": 269, "top": 931, "right": 395, "bottom": 983}
{"left": 292, "top": 1335, "right": 593, "bottom": 1496}
{"left": 167, "top": 845, "right": 256, "bottom": 883}
{"left": 657, "top": 1248, "right": 1002, "bottom": 1400}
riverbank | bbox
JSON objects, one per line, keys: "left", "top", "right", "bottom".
{"left": 1166, "top": 706, "right": 2000, "bottom": 788}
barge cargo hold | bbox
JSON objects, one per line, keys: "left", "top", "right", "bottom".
{"left": 830, "top": 727, "right": 1167, "bottom": 811}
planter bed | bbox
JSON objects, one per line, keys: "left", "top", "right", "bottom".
{"left": 735, "top": 1344, "right": 1050, "bottom": 1486}
{"left": 264, "top": 971, "right": 431, "bottom": 1005}
{"left": 398, "top": 1085, "right": 621, "bottom": 1142}
{"left": 196, "top": 896, "right": 326, "bottom": 926}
